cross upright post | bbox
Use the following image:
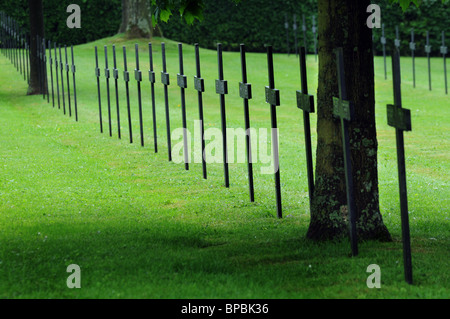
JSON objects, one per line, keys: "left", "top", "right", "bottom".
{"left": 296, "top": 46, "right": 315, "bottom": 210}
{"left": 177, "top": 43, "right": 189, "bottom": 170}
{"left": 194, "top": 43, "right": 207, "bottom": 179}
{"left": 59, "top": 45, "right": 66, "bottom": 115}
{"left": 216, "top": 43, "right": 230, "bottom": 188}
{"left": 387, "top": 48, "right": 413, "bottom": 285}
{"left": 148, "top": 43, "right": 158, "bottom": 152}
{"left": 94, "top": 46, "right": 102, "bottom": 133}
{"left": 135, "top": 43, "right": 144, "bottom": 146}
{"left": 104, "top": 46, "right": 112, "bottom": 135}
{"left": 71, "top": 45, "right": 78, "bottom": 121}
{"left": 55, "top": 43, "right": 60, "bottom": 109}
{"left": 123, "top": 46, "right": 133, "bottom": 143}
{"left": 65, "top": 45, "right": 72, "bottom": 116}
{"left": 112, "top": 45, "right": 121, "bottom": 138}
{"left": 332, "top": 48, "right": 358, "bottom": 257}
{"left": 161, "top": 42, "right": 172, "bottom": 161}
{"left": 239, "top": 43, "right": 255, "bottom": 202}
{"left": 48, "top": 40, "right": 54, "bottom": 108}
{"left": 265, "top": 45, "right": 282, "bottom": 218}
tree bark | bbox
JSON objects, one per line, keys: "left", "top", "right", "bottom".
{"left": 307, "top": 0, "right": 391, "bottom": 242}
{"left": 27, "top": 0, "right": 44, "bottom": 95}
{"left": 119, "top": 0, "right": 161, "bottom": 38}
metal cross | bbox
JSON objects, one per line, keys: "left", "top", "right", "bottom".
{"left": 387, "top": 49, "right": 413, "bottom": 285}
{"left": 296, "top": 46, "right": 315, "bottom": 209}
{"left": 332, "top": 48, "right": 358, "bottom": 257}
{"left": 441, "top": 31, "right": 448, "bottom": 94}
{"left": 177, "top": 43, "right": 189, "bottom": 170}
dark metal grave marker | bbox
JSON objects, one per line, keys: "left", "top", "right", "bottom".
{"left": 312, "top": 15, "right": 317, "bottom": 61}
{"left": 239, "top": 44, "right": 255, "bottom": 202}
{"left": 55, "top": 43, "right": 60, "bottom": 109}
{"left": 194, "top": 43, "right": 207, "bottom": 179}
{"left": 65, "top": 45, "right": 72, "bottom": 116}
{"left": 104, "top": 46, "right": 112, "bottom": 136}
{"left": 425, "top": 31, "right": 432, "bottom": 91}
{"left": 59, "top": 45, "right": 66, "bottom": 114}
{"left": 48, "top": 40, "right": 54, "bottom": 107}
{"left": 265, "top": 45, "right": 282, "bottom": 218}
{"left": 112, "top": 45, "right": 121, "bottom": 138}
{"left": 387, "top": 49, "right": 413, "bottom": 285}
{"left": 95, "top": 46, "right": 103, "bottom": 133}
{"left": 216, "top": 43, "right": 230, "bottom": 188}
{"left": 43, "top": 39, "right": 49, "bottom": 103}
{"left": 135, "top": 44, "right": 144, "bottom": 147}
{"left": 293, "top": 14, "right": 298, "bottom": 56}
{"left": 148, "top": 43, "right": 158, "bottom": 152}
{"left": 410, "top": 28, "right": 416, "bottom": 88}
{"left": 71, "top": 46, "right": 78, "bottom": 121}
{"left": 381, "top": 23, "right": 387, "bottom": 80}
{"left": 296, "top": 46, "right": 315, "bottom": 209}
{"left": 122, "top": 46, "right": 133, "bottom": 143}
{"left": 177, "top": 43, "right": 189, "bottom": 170}
{"left": 441, "top": 31, "right": 448, "bottom": 95}
{"left": 161, "top": 42, "right": 172, "bottom": 161}
{"left": 332, "top": 48, "right": 358, "bottom": 257}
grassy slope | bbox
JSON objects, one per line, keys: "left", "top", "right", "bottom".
{"left": 0, "top": 35, "right": 448, "bottom": 298}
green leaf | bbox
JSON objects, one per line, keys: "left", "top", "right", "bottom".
{"left": 160, "top": 8, "right": 172, "bottom": 23}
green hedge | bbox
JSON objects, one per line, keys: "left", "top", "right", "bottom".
{"left": 158, "top": 0, "right": 318, "bottom": 53}
{"left": 159, "top": 0, "right": 449, "bottom": 56}
{"left": 0, "top": 0, "right": 121, "bottom": 45}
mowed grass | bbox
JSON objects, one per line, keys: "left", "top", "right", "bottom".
{"left": 0, "top": 35, "right": 448, "bottom": 299}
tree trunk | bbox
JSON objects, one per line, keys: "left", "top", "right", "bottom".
{"left": 306, "top": 0, "right": 391, "bottom": 242}
{"left": 119, "top": 0, "right": 161, "bottom": 38}
{"left": 27, "top": 0, "right": 44, "bottom": 95}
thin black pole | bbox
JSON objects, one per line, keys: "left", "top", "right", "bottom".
{"left": 298, "top": 46, "right": 315, "bottom": 209}
{"left": 43, "top": 38, "right": 49, "bottom": 103}
{"left": 104, "top": 45, "right": 112, "bottom": 136}
{"left": 123, "top": 46, "right": 133, "bottom": 143}
{"left": 217, "top": 43, "right": 229, "bottom": 188}
{"left": 390, "top": 49, "right": 413, "bottom": 284}
{"left": 161, "top": 42, "right": 172, "bottom": 161}
{"left": 266, "top": 46, "right": 282, "bottom": 218}
{"left": 55, "top": 43, "right": 60, "bottom": 109}
{"left": 135, "top": 43, "right": 144, "bottom": 146}
{"left": 194, "top": 43, "right": 207, "bottom": 179}
{"left": 148, "top": 43, "right": 158, "bottom": 152}
{"left": 48, "top": 40, "right": 54, "bottom": 107}
{"left": 95, "top": 46, "right": 103, "bottom": 133}
{"left": 71, "top": 45, "right": 78, "bottom": 121}
{"left": 178, "top": 43, "right": 189, "bottom": 170}
{"left": 239, "top": 44, "right": 254, "bottom": 202}
{"left": 334, "top": 48, "right": 358, "bottom": 257}
{"left": 113, "top": 45, "right": 121, "bottom": 138}
{"left": 59, "top": 45, "right": 66, "bottom": 114}
{"left": 65, "top": 45, "right": 72, "bottom": 116}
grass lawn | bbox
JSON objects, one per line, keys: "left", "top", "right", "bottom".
{"left": 0, "top": 35, "right": 448, "bottom": 299}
